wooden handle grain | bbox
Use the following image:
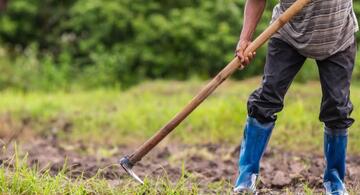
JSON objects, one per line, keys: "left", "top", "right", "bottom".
{"left": 128, "top": 0, "right": 311, "bottom": 164}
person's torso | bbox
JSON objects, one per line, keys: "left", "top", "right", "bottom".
{"left": 271, "top": 0, "right": 358, "bottom": 60}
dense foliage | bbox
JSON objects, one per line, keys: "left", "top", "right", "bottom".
{"left": 0, "top": 0, "right": 359, "bottom": 90}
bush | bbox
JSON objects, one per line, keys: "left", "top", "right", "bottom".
{"left": 0, "top": 0, "right": 359, "bottom": 90}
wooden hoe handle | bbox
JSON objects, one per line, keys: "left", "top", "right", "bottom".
{"left": 128, "top": 0, "right": 311, "bottom": 165}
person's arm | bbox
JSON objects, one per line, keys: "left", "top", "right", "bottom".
{"left": 0, "top": 0, "right": 7, "bottom": 11}
{"left": 236, "top": 0, "right": 266, "bottom": 65}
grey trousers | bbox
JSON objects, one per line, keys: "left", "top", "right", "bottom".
{"left": 248, "top": 38, "right": 356, "bottom": 129}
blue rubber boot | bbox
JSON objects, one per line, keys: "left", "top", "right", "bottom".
{"left": 234, "top": 117, "right": 274, "bottom": 194}
{"left": 323, "top": 127, "right": 349, "bottom": 195}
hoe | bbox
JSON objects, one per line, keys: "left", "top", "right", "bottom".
{"left": 120, "top": 0, "right": 311, "bottom": 184}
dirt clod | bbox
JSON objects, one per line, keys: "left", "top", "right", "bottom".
{"left": 272, "top": 171, "right": 292, "bottom": 187}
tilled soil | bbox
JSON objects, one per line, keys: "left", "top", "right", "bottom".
{"left": 1, "top": 138, "right": 360, "bottom": 194}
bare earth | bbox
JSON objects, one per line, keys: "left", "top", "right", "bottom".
{"left": 1, "top": 137, "right": 360, "bottom": 194}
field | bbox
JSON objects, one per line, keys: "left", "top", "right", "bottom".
{"left": 1, "top": 78, "right": 360, "bottom": 194}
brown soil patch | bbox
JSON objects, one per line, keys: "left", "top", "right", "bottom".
{"left": 1, "top": 138, "right": 360, "bottom": 194}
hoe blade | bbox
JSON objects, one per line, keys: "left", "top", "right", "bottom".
{"left": 119, "top": 156, "right": 144, "bottom": 184}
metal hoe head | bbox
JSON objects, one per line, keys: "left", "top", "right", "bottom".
{"left": 119, "top": 156, "right": 144, "bottom": 184}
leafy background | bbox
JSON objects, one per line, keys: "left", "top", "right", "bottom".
{"left": 0, "top": 0, "right": 359, "bottom": 91}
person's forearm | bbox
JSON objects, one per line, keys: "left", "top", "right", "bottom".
{"left": 240, "top": 0, "right": 266, "bottom": 41}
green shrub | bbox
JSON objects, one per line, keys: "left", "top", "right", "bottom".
{"left": 0, "top": 0, "right": 359, "bottom": 90}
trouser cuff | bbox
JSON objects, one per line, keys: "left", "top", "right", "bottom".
{"left": 324, "top": 126, "right": 348, "bottom": 136}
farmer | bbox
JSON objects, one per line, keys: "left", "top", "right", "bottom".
{"left": 234, "top": 0, "right": 358, "bottom": 194}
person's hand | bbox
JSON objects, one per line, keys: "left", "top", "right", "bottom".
{"left": 235, "top": 39, "right": 256, "bottom": 67}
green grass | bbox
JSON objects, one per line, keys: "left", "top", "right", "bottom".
{"left": 1, "top": 78, "right": 360, "bottom": 194}
{"left": 1, "top": 78, "right": 360, "bottom": 153}
{"left": 1, "top": 154, "right": 358, "bottom": 195}
{"left": 0, "top": 150, "right": 227, "bottom": 194}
